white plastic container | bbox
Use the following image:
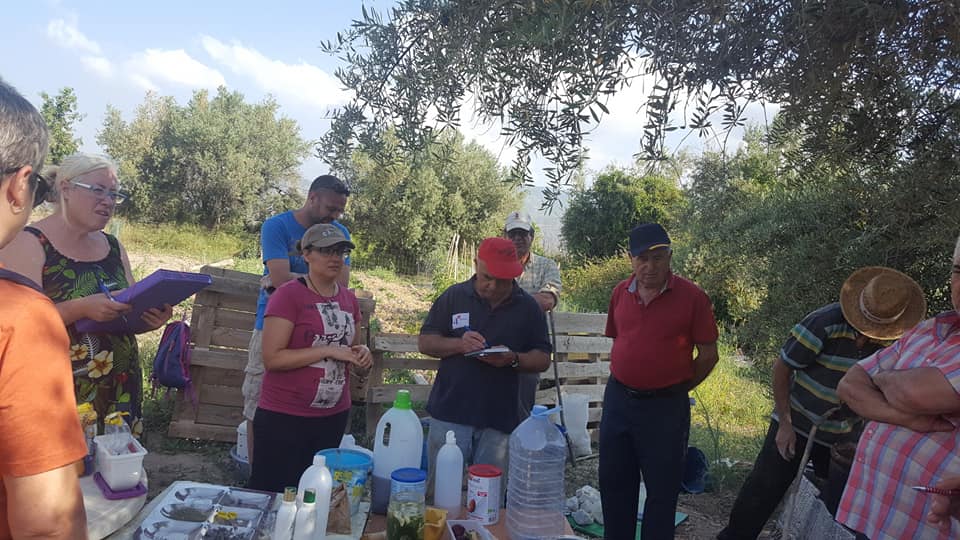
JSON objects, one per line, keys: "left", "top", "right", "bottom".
{"left": 292, "top": 489, "right": 317, "bottom": 540}
{"left": 237, "top": 420, "right": 248, "bottom": 462}
{"left": 433, "top": 430, "right": 464, "bottom": 515}
{"left": 273, "top": 487, "right": 297, "bottom": 540}
{"left": 371, "top": 389, "right": 423, "bottom": 514}
{"left": 506, "top": 405, "right": 567, "bottom": 540}
{"left": 339, "top": 434, "right": 374, "bottom": 459}
{"left": 563, "top": 393, "right": 591, "bottom": 457}
{"left": 297, "top": 454, "right": 333, "bottom": 511}
{"left": 94, "top": 433, "right": 148, "bottom": 491}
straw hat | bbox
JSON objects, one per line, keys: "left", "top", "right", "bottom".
{"left": 840, "top": 267, "right": 926, "bottom": 340}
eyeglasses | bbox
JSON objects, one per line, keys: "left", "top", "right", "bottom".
{"left": 71, "top": 181, "right": 128, "bottom": 204}
{"left": 2, "top": 166, "right": 50, "bottom": 208}
{"left": 309, "top": 245, "right": 351, "bottom": 258}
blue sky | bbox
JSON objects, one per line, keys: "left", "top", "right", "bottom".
{"left": 5, "top": 0, "right": 775, "bottom": 202}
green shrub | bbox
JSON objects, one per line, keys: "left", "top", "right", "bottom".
{"left": 560, "top": 254, "right": 631, "bottom": 312}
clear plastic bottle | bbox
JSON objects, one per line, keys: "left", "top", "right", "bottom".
{"left": 506, "top": 405, "right": 567, "bottom": 540}
{"left": 433, "top": 430, "right": 463, "bottom": 515}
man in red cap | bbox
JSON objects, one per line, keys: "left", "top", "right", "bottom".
{"left": 419, "top": 237, "right": 552, "bottom": 501}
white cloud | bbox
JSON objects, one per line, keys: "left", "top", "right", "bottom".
{"left": 201, "top": 36, "right": 346, "bottom": 109}
{"left": 126, "top": 49, "right": 226, "bottom": 90}
{"left": 80, "top": 56, "right": 113, "bottom": 78}
{"left": 46, "top": 18, "right": 101, "bottom": 55}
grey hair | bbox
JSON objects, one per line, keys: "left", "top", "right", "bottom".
{"left": 0, "top": 78, "right": 49, "bottom": 177}
{"left": 954, "top": 232, "right": 960, "bottom": 262}
{"left": 44, "top": 153, "right": 117, "bottom": 202}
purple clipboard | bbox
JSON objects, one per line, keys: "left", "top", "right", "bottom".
{"left": 75, "top": 269, "right": 212, "bottom": 334}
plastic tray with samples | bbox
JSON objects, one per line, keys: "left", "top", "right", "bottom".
{"left": 133, "top": 482, "right": 275, "bottom": 540}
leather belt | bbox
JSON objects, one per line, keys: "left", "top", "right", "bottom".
{"left": 613, "top": 376, "right": 690, "bottom": 399}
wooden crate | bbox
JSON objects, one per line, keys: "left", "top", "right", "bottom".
{"left": 363, "top": 312, "right": 611, "bottom": 440}
{"left": 168, "top": 266, "right": 376, "bottom": 442}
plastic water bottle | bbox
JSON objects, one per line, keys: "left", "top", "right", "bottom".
{"left": 433, "top": 430, "right": 464, "bottom": 514}
{"left": 372, "top": 389, "right": 424, "bottom": 514}
{"left": 292, "top": 489, "right": 316, "bottom": 540}
{"left": 506, "top": 405, "right": 567, "bottom": 540}
{"left": 273, "top": 487, "right": 297, "bottom": 540}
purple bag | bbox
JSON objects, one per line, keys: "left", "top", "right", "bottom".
{"left": 150, "top": 316, "right": 196, "bottom": 406}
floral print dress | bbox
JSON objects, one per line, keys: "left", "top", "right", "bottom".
{"left": 24, "top": 227, "right": 142, "bottom": 436}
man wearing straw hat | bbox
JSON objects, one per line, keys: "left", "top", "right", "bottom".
{"left": 718, "top": 266, "right": 925, "bottom": 540}
{"left": 837, "top": 236, "right": 960, "bottom": 540}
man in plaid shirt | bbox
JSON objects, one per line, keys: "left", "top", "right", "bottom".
{"left": 837, "top": 233, "right": 960, "bottom": 539}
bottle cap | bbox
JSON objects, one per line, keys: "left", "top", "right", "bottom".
{"left": 313, "top": 453, "right": 326, "bottom": 467}
{"left": 393, "top": 389, "right": 412, "bottom": 410}
{"left": 303, "top": 488, "right": 316, "bottom": 504}
{"left": 282, "top": 487, "right": 297, "bottom": 502}
{"left": 445, "top": 430, "right": 457, "bottom": 445}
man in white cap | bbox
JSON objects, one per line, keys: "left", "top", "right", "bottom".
{"left": 503, "top": 211, "right": 562, "bottom": 422}
{"left": 503, "top": 211, "right": 561, "bottom": 312}
{"left": 718, "top": 266, "right": 926, "bottom": 540}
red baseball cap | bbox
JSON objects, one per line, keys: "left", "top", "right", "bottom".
{"left": 477, "top": 237, "right": 523, "bottom": 279}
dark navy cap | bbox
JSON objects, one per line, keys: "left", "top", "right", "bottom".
{"left": 629, "top": 223, "right": 671, "bottom": 256}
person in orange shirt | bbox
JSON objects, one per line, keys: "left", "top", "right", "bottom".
{"left": 0, "top": 78, "right": 88, "bottom": 539}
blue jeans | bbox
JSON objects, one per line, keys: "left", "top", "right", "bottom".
{"left": 426, "top": 418, "right": 510, "bottom": 504}
{"left": 599, "top": 377, "right": 690, "bottom": 540}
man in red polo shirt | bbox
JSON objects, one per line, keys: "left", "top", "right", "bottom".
{"left": 600, "top": 222, "right": 719, "bottom": 540}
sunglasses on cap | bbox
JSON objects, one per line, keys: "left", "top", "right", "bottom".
{"left": 2, "top": 166, "right": 50, "bottom": 208}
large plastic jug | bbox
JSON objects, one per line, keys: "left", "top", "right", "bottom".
{"left": 371, "top": 389, "right": 424, "bottom": 514}
{"left": 433, "top": 430, "right": 464, "bottom": 515}
{"left": 506, "top": 405, "right": 567, "bottom": 540}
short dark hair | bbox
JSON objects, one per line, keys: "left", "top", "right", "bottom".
{"left": 309, "top": 175, "right": 350, "bottom": 196}
{"left": 0, "top": 78, "right": 48, "bottom": 179}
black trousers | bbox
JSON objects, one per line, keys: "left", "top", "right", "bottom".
{"left": 599, "top": 377, "right": 690, "bottom": 540}
{"left": 247, "top": 407, "right": 349, "bottom": 493}
{"left": 716, "top": 419, "right": 836, "bottom": 540}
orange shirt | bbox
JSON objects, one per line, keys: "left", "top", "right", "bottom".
{"left": 0, "top": 275, "right": 87, "bottom": 538}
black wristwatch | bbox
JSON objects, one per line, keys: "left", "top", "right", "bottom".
{"left": 510, "top": 352, "right": 520, "bottom": 369}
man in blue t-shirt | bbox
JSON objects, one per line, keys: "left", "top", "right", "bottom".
{"left": 241, "top": 175, "right": 352, "bottom": 464}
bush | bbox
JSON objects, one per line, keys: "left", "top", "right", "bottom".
{"left": 560, "top": 254, "right": 631, "bottom": 312}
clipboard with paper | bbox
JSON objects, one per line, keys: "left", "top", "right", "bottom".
{"left": 75, "top": 269, "right": 212, "bottom": 334}
{"left": 464, "top": 345, "right": 511, "bottom": 357}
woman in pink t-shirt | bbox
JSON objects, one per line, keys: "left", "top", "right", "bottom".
{"left": 248, "top": 224, "right": 372, "bottom": 492}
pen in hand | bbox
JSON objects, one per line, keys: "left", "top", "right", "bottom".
{"left": 97, "top": 276, "right": 129, "bottom": 327}
{"left": 463, "top": 325, "right": 489, "bottom": 348}
{"left": 913, "top": 485, "right": 960, "bottom": 496}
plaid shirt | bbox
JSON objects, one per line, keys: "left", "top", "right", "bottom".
{"left": 837, "top": 311, "right": 960, "bottom": 540}
{"left": 516, "top": 253, "right": 561, "bottom": 302}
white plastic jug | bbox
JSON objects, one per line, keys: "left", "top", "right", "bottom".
{"left": 506, "top": 405, "right": 567, "bottom": 540}
{"left": 433, "top": 430, "right": 464, "bottom": 515}
{"left": 371, "top": 389, "right": 423, "bottom": 514}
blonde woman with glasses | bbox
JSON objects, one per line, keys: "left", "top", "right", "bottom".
{"left": 0, "top": 152, "right": 172, "bottom": 436}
